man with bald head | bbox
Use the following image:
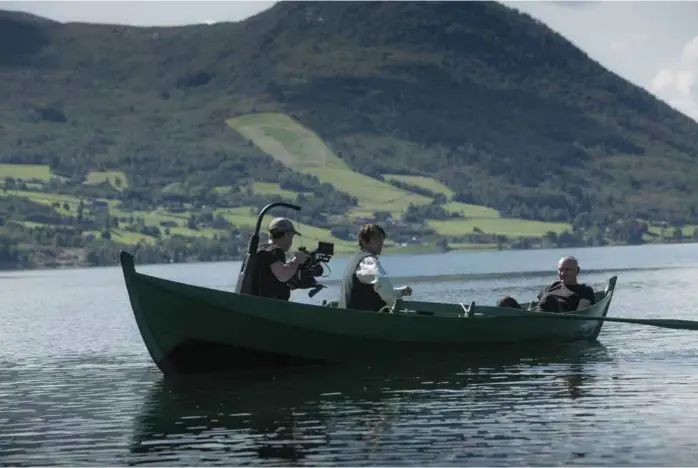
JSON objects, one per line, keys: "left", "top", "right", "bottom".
{"left": 497, "top": 256, "right": 596, "bottom": 312}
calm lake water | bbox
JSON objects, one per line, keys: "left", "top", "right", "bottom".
{"left": 3, "top": 243, "right": 698, "bottom": 466}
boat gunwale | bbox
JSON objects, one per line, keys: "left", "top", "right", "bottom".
{"left": 119, "top": 250, "right": 617, "bottom": 325}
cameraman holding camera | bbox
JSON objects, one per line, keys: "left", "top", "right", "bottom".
{"left": 256, "top": 217, "right": 310, "bottom": 301}
{"left": 339, "top": 223, "right": 413, "bottom": 312}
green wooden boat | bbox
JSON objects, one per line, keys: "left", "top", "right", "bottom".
{"left": 119, "top": 203, "right": 620, "bottom": 376}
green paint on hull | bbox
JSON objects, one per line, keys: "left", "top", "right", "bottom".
{"left": 119, "top": 251, "right": 617, "bottom": 376}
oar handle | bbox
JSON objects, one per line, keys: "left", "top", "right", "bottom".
{"left": 498, "top": 311, "right": 698, "bottom": 331}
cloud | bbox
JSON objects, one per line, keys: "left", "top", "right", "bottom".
{"left": 650, "top": 68, "right": 695, "bottom": 99}
{"left": 648, "top": 35, "right": 698, "bottom": 121}
{"left": 547, "top": 1, "right": 597, "bottom": 9}
{"left": 651, "top": 69, "right": 676, "bottom": 91}
{"left": 667, "top": 98, "right": 698, "bottom": 121}
{"left": 610, "top": 35, "right": 645, "bottom": 54}
{"left": 675, "top": 71, "right": 695, "bottom": 96}
{"left": 609, "top": 38, "right": 631, "bottom": 54}
{"left": 0, "top": 1, "right": 276, "bottom": 26}
{"left": 651, "top": 68, "right": 694, "bottom": 97}
{"left": 681, "top": 36, "right": 698, "bottom": 64}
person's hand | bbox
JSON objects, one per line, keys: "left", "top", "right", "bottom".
{"left": 293, "top": 250, "right": 310, "bottom": 264}
{"left": 398, "top": 285, "right": 413, "bottom": 297}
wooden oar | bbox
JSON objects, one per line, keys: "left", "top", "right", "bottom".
{"left": 492, "top": 310, "right": 698, "bottom": 331}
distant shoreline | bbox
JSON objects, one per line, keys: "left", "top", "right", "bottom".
{"left": 2, "top": 240, "right": 695, "bottom": 274}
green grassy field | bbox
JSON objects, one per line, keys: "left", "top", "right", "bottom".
{"left": 227, "top": 113, "right": 432, "bottom": 214}
{"left": 163, "top": 182, "right": 187, "bottom": 194}
{"left": 0, "top": 187, "right": 360, "bottom": 249}
{"left": 0, "top": 163, "right": 57, "bottom": 181}
{"left": 0, "top": 189, "right": 102, "bottom": 215}
{"left": 227, "top": 112, "right": 562, "bottom": 238}
{"left": 382, "top": 173, "right": 501, "bottom": 218}
{"left": 442, "top": 202, "right": 500, "bottom": 219}
{"left": 0, "top": 117, "right": 563, "bottom": 241}
{"left": 211, "top": 207, "right": 507, "bottom": 253}
{"left": 251, "top": 182, "right": 297, "bottom": 200}
{"left": 83, "top": 228, "right": 156, "bottom": 245}
{"left": 0, "top": 122, "right": 570, "bottom": 244}
{"left": 427, "top": 218, "right": 570, "bottom": 237}
{"left": 0, "top": 164, "right": 128, "bottom": 192}
{"left": 227, "top": 113, "right": 504, "bottom": 223}
{"left": 0, "top": 189, "right": 199, "bottom": 244}
{"left": 647, "top": 224, "right": 698, "bottom": 238}
{"left": 3, "top": 119, "right": 694, "bottom": 256}
{"left": 11, "top": 185, "right": 691, "bottom": 245}
{"left": 85, "top": 170, "right": 129, "bottom": 190}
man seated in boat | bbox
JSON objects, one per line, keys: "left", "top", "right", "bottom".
{"left": 254, "top": 217, "right": 310, "bottom": 301}
{"left": 497, "top": 256, "right": 596, "bottom": 312}
{"left": 338, "top": 223, "right": 413, "bottom": 312}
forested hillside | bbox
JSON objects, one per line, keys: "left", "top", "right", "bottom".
{"left": 1, "top": 1, "right": 697, "bottom": 270}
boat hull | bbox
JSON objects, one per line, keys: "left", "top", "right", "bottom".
{"left": 119, "top": 251, "right": 617, "bottom": 375}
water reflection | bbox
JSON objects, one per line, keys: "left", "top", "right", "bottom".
{"left": 129, "top": 343, "right": 609, "bottom": 466}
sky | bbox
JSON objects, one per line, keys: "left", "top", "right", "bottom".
{"left": 1, "top": 1, "right": 697, "bottom": 122}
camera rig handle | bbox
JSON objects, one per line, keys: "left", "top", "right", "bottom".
{"left": 251, "top": 202, "right": 301, "bottom": 252}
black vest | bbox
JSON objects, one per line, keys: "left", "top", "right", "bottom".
{"left": 339, "top": 251, "right": 387, "bottom": 312}
{"left": 252, "top": 243, "right": 291, "bottom": 301}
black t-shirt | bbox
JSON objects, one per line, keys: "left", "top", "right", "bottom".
{"left": 537, "top": 281, "right": 595, "bottom": 312}
{"left": 256, "top": 244, "right": 291, "bottom": 301}
{"left": 566, "top": 284, "right": 595, "bottom": 310}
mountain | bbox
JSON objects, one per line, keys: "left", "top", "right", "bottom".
{"left": 1, "top": 1, "right": 698, "bottom": 269}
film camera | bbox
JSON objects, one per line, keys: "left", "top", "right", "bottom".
{"left": 287, "top": 241, "right": 334, "bottom": 298}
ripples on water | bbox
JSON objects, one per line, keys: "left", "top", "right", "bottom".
{"left": 3, "top": 245, "right": 698, "bottom": 465}
{"left": 4, "top": 347, "right": 698, "bottom": 466}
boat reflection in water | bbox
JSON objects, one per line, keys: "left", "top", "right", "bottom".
{"left": 128, "top": 342, "right": 610, "bottom": 465}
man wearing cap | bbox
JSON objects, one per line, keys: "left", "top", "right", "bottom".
{"left": 255, "top": 217, "right": 310, "bottom": 301}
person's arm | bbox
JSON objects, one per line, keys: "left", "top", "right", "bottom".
{"left": 268, "top": 250, "right": 304, "bottom": 283}
{"left": 576, "top": 286, "right": 596, "bottom": 310}
{"left": 355, "top": 256, "right": 410, "bottom": 307}
{"left": 537, "top": 281, "right": 559, "bottom": 299}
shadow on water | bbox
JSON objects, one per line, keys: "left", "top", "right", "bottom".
{"left": 127, "top": 342, "right": 611, "bottom": 466}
